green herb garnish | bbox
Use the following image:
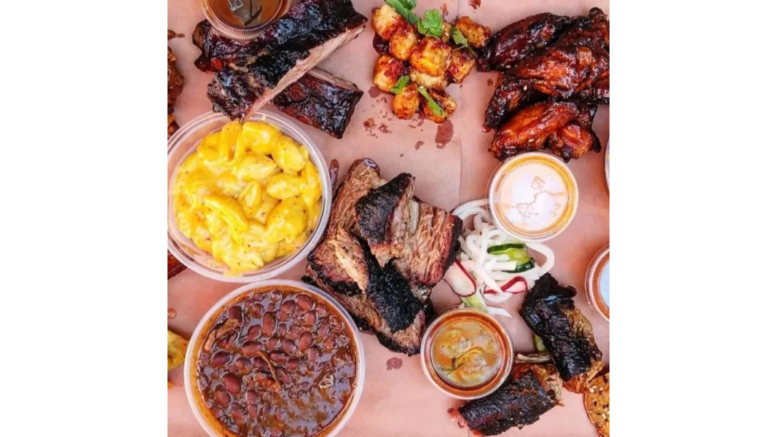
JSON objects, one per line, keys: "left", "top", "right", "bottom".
{"left": 385, "top": 0, "right": 418, "bottom": 25}
{"left": 451, "top": 27, "right": 468, "bottom": 47}
{"left": 390, "top": 75, "right": 411, "bottom": 94}
{"left": 417, "top": 9, "right": 444, "bottom": 37}
{"left": 418, "top": 86, "right": 444, "bottom": 116}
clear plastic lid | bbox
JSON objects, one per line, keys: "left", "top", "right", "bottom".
{"left": 201, "top": 0, "right": 291, "bottom": 40}
{"left": 488, "top": 153, "right": 579, "bottom": 243}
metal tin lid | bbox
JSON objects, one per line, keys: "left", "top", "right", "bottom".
{"left": 585, "top": 245, "right": 610, "bottom": 321}
{"left": 488, "top": 153, "right": 579, "bottom": 243}
{"left": 201, "top": 0, "right": 290, "bottom": 40}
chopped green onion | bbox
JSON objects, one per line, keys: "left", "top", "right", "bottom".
{"left": 391, "top": 75, "right": 411, "bottom": 94}
{"left": 418, "top": 86, "right": 444, "bottom": 116}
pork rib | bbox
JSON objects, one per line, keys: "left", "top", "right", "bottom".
{"left": 192, "top": 0, "right": 367, "bottom": 121}
{"left": 272, "top": 69, "right": 364, "bottom": 139}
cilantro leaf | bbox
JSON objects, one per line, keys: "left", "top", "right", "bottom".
{"left": 417, "top": 9, "right": 444, "bottom": 38}
{"left": 418, "top": 86, "right": 444, "bottom": 116}
{"left": 385, "top": 0, "right": 418, "bottom": 25}
{"left": 451, "top": 27, "right": 468, "bottom": 47}
{"left": 391, "top": 75, "right": 411, "bottom": 94}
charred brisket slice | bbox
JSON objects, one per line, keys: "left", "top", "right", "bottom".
{"left": 305, "top": 159, "right": 459, "bottom": 355}
{"left": 272, "top": 69, "right": 364, "bottom": 139}
{"left": 453, "top": 364, "right": 562, "bottom": 436}
{"left": 168, "top": 251, "right": 186, "bottom": 279}
{"left": 477, "top": 13, "right": 571, "bottom": 72}
{"left": 519, "top": 274, "right": 603, "bottom": 393}
{"left": 192, "top": 0, "right": 367, "bottom": 120}
{"left": 356, "top": 173, "right": 414, "bottom": 265}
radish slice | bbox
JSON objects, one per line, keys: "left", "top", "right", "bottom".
{"left": 444, "top": 260, "right": 476, "bottom": 297}
{"left": 484, "top": 277, "right": 528, "bottom": 295}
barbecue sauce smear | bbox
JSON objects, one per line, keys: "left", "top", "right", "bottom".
{"left": 196, "top": 287, "right": 357, "bottom": 437}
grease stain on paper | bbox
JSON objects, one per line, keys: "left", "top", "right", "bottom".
{"left": 386, "top": 357, "right": 403, "bottom": 371}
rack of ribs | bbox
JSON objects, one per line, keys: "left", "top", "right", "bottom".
{"left": 191, "top": 0, "right": 367, "bottom": 122}
{"left": 450, "top": 363, "right": 563, "bottom": 436}
{"left": 303, "top": 159, "right": 462, "bottom": 355}
{"left": 519, "top": 274, "right": 604, "bottom": 393}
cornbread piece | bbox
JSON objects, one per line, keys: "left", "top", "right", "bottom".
{"left": 584, "top": 373, "right": 610, "bottom": 437}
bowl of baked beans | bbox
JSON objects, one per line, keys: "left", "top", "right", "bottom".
{"left": 184, "top": 280, "right": 365, "bottom": 437}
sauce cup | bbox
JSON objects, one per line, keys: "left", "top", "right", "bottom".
{"left": 488, "top": 152, "right": 579, "bottom": 243}
{"left": 168, "top": 110, "right": 332, "bottom": 283}
{"left": 585, "top": 245, "right": 610, "bottom": 321}
{"left": 421, "top": 308, "right": 513, "bottom": 400}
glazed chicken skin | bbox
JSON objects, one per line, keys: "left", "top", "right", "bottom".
{"left": 509, "top": 8, "right": 609, "bottom": 100}
{"left": 490, "top": 100, "right": 600, "bottom": 162}
{"left": 477, "top": 13, "right": 571, "bottom": 72}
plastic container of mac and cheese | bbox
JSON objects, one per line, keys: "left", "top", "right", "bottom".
{"left": 167, "top": 110, "right": 332, "bottom": 283}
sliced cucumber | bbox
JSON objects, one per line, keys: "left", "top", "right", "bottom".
{"left": 488, "top": 243, "right": 532, "bottom": 265}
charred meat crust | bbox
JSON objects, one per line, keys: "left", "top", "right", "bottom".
{"left": 519, "top": 274, "right": 603, "bottom": 387}
{"left": 477, "top": 13, "right": 572, "bottom": 72}
{"left": 356, "top": 173, "right": 414, "bottom": 261}
{"left": 272, "top": 69, "right": 364, "bottom": 139}
{"left": 456, "top": 364, "right": 561, "bottom": 436}
{"left": 192, "top": 0, "right": 368, "bottom": 120}
{"left": 360, "top": 238, "right": 423, "bottom": 332}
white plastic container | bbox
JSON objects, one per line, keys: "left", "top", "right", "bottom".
{"left": 487, "top": 152, "right": 579, "bottom": 243}
{"left": 168, "top": 110, "right": 332, "bottom": 282}
{"left": 184, "top": 280, "right": 366, "bottom": 437}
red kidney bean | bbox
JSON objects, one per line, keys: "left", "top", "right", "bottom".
{"left": 270, "top": 351, "right": 288, "bottom": 364}
{"left": 252, "top": 356, "right": 269, "bottom": 371}
{"left": 245, "top": 390, "right": 258, "bottom": 404}
{"left": 287, "top": 325, "right": 302, "bottom": 341}
{"left": 235, "top": 357, "right": 251, "bottom": 373}
{"left": 323, "top": 334, "right": 337, "bottom": 352}
{"left": 228, "top": 306, "right": 243, "bottom": 322}
{"left": 316, "top": 304, "right": 328, "bottom": 317}
{"left": 247, "top": 404, "right": 258, "bottom": 418}
{"left": 223, "top": 373, "right": 242, "bottom": 394}
{"left": 210, "top": 351, "right": 231, "bottom": 367}
{"left": 250, "top": 303, "right": 264, "bottom": 318}
{"left": 278, "top": 370, "right": 292, "bottom": 386}
{"left": 286, "top": 358, "right": 300, "bottom": 371}
{"left": 281, "top": 300, "right": 296, "bottom": 314}
{"left": 230, "top": 404, "right": 245, "bottom": 424}
{"left": 298, "top": 332, "right": 313, "bottom": 351}
{"left": 268, "top": 290, "right": 283, "bottom": 302}
{"left": 277, "top": 324, "right": 288, "bottom": 338}
{"left": 302, "top": 311, "right": 316, "bottom": 326}
{"left": 296, "top": 295, "right": 313, "bottom": 311}
{"left": 217, "top": 332, "right": 237, "bottom": 350}
{"left": 246, "top": 325, "right": 262, "bottom": 340}
{"left": 277, "top": 310, "right": 290, "bottom": 322}
{"left": 213, "top": 387, "right": 231, "bottom": 407}
{"left": 282, "top": 339, "right": 297, "bottom": 355}
{"left": 262, "top": 312, "right": 276, "bottom": 336}
{"left": 241, "top": 342, "right": 262, "bottom": 356}
{"left": 318, "top": 323, "right": 330, "bottom": 340}
{"left": 267, "top": 337, "right": 282, "bottom": 350}
{"left": 307, "top": 346, "right": 319, "bottom": 362}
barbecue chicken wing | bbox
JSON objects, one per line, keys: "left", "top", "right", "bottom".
{"left": 167, "top": 30, "right": 184, "bottom": 138}
{"left": 490, "top": 100, "right": 600, "bottom": 161}
{"left": 477, "top": 13, "right": 571, "bottom": 72}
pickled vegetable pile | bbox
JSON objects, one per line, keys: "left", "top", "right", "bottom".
{"left": 173, "top": 121, "right": 323, "bottom": 274}
{"left": 196, "top": 287, "right": 358, "bottom": 437}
